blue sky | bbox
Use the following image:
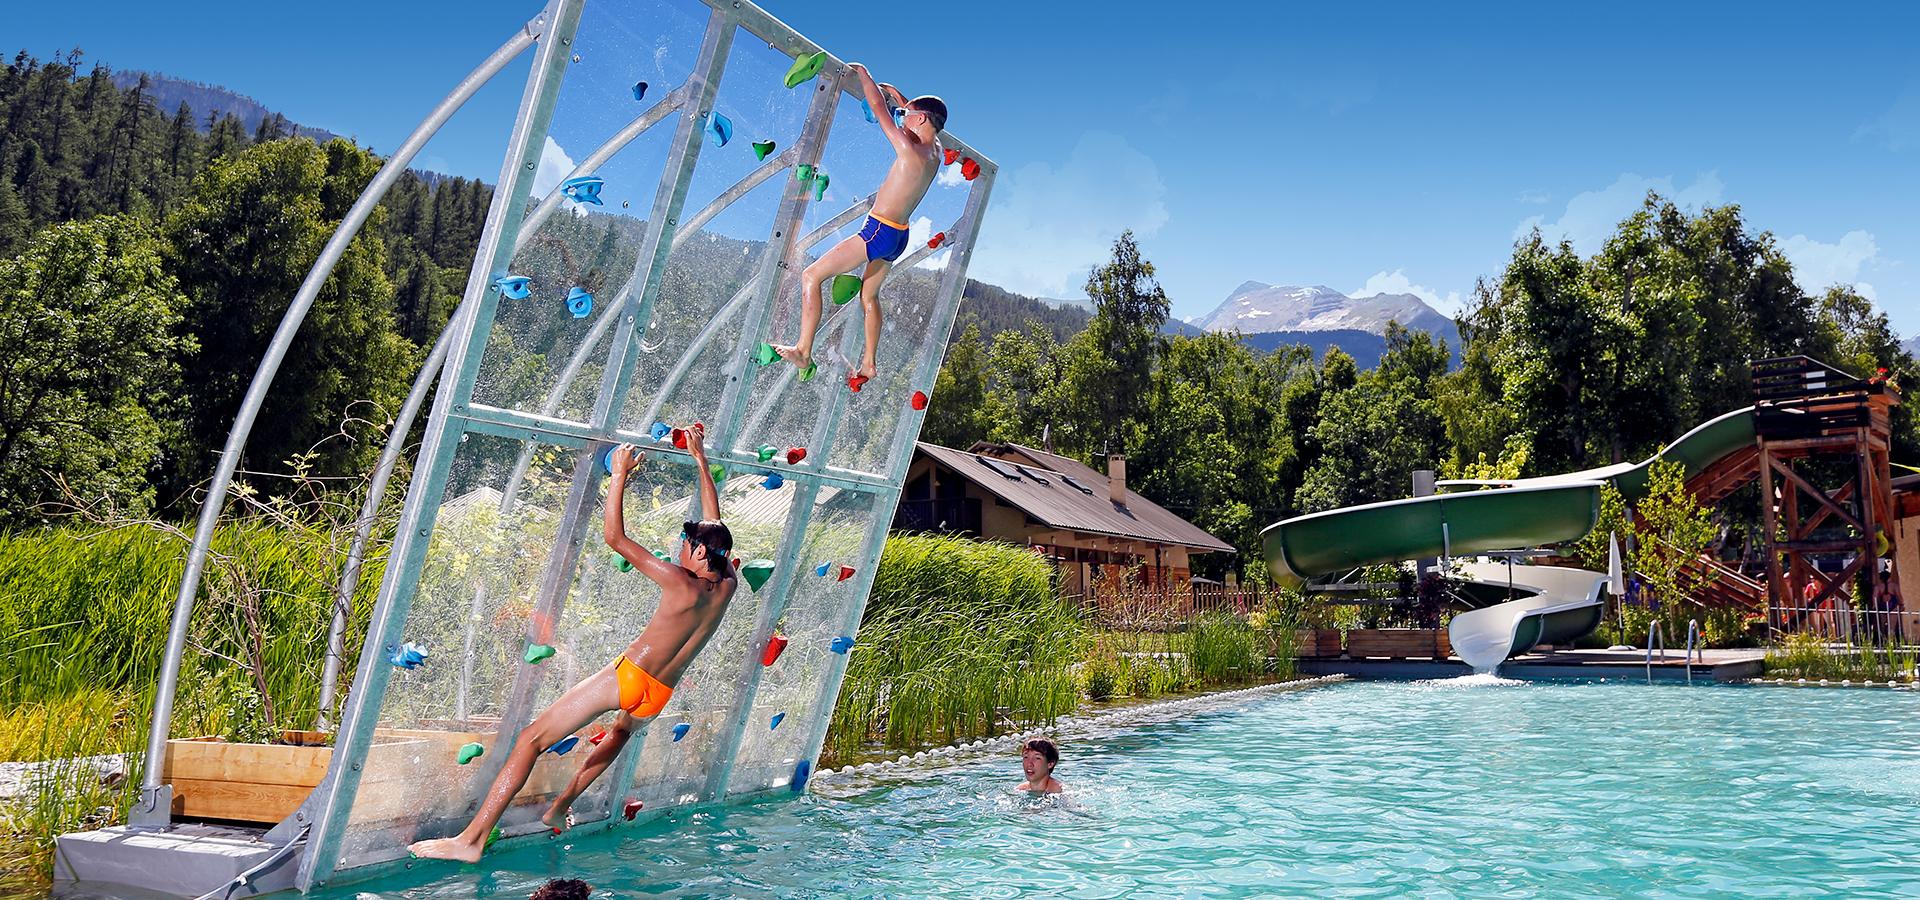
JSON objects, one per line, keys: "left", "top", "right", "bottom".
{"left": 12, "top": 0, "right": 1920, "bottom": 335}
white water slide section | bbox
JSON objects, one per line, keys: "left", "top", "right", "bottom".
{"left": 1448, "top": 562, "right": 1609, "bottom": 670}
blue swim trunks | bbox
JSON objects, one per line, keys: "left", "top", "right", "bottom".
{"left": 860, "top": 213, "right": 909, "bottom": 263}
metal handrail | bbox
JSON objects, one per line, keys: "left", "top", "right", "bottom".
{"left": 1645, "top": 619, "right": 1665, "bottom": 683}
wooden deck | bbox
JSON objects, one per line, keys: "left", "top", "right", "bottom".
{"left": 1302, "top": 647, "right": 1768, "bottom": 683}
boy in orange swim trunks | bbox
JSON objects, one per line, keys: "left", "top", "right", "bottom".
{"left": 773, "top": 62, "right": 946, "bottom": 387}
{"left": 409, "top": 424, "right": 737, "bottom": 862}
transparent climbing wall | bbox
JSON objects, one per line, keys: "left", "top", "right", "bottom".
{"left": 305, "top": 0, "right": 993, "bottom": 887}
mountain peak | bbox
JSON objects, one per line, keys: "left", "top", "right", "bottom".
{"left": 1227, "top": 280, "right": 1272, "bottom": 300}
{"left": 1196, "top": 282, "right": 1456, "bottom": 342}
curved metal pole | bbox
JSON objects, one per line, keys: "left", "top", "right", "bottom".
{"left": 313, "top": 307, "right": 464, "bottom": 729}
{"left": 132, "top": 19, "right": 542, "bottom": 827}
{"left": 509, "top": 85, "right": 690, "bottom": 256}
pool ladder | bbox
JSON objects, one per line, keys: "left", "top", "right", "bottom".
{"left": 1646, "top": 619, "right": 1705, "bottom": 685}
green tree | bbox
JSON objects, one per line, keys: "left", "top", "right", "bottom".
{"left": 1076, "top": 230, "right": 1168, "bottom": 454}
{"left": 0, "top": 216, "right": 186, "bottom": 525}
{"left": 921, "top": 321, "right": 989, "bottom": 447}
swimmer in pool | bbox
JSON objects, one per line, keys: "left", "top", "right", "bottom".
{"left": 1016, "top": 738, "right": 1064, "bottom": 794}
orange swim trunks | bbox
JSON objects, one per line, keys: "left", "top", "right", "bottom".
{"left": 614, "top": 655, "right": 673, "bottom": 718}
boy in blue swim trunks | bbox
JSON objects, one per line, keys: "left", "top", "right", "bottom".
{"left": 774, "top": 62, "right": 946, "bottom": 386}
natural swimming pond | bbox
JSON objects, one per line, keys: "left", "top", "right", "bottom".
{"left": 323, "top": 678, "right": 1920, "bottom": 897}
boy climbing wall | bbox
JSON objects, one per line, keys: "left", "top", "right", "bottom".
{"left": 773, "top": 62, "right": 946, "bottom": 388}
{"left": 409, "top": 425, "right": 738, "bottom": 862}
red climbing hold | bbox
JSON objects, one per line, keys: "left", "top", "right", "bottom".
{"left": 944, "top": 148, "right": 960, "bottom": 165}
{"left": 848, "top": 373, "right": 869, "bottom": 393}
{"left": 928, "top": 232, "right": 946, "bottom": 250}
{"left": 785, "top": 447, "right": 807, "bottom": 465}
{"left": 837, "top": 565, "right": 855, "bottom": 582}
{"left": 623, "top": 799, "right": 644, "bottom": 821}
{"left": 733, "top": 557, "right": 743, "bottom": 569}
{"left": 671, "top": 422, "right": 704, "bottom": 450}
{"left": 762, "top": 633, "right": 790, "bottom": 666}
{"left": 911, "top": 390, "right": 928, "bottom": 410}
{"left": 961, "top": 157, "right": 980, "bottom": 181}
{"left": 589, "top": 728, "right": 608, "bottom": 746}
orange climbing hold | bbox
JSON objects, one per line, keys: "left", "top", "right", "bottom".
{"left": 911, "top": 390, "right": 928, "bottom": 410}
{"left": 837, "top": 564, "right": 855, "bottom": 582}
{"left": 785, "top": 447, "right": 807, "bottom": 465}
{"left": 961, "top": 157, "right": 980, "bottom": 181}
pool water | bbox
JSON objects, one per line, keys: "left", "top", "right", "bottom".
{"left": 324, "top": 679, "right": 1920, "bottom": 897}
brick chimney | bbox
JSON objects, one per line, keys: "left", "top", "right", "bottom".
{"left": 1108, "top": 453, "right": 1127, "bottom": 505}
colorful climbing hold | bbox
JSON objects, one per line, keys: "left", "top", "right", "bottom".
{"left": 741, "top": 559, "right": 776, "bottom": 592}
{"left": 829, "top": 635, "right": 855, "bottom": 654}
{"left": 830, "top": 273, "right": 862, "bottom": 305}
{"left": 457, "top": 742, "right": 486, "bottom": 765}
{"left": 795, "top": 163, "right": 815, "bottom": 183}
{"left": 671, "top": 722, "right": 691, "bottom": 742}
{"left": 632, "top": 81, "right": 648, "bottom": 101}
{"left": 783, "top": 50, "right": 828, "bottom": 89}
{"left": 761, "top": 472, "right": 784, "bottom": 490}
{"left": 733, "top": 557, "right": 743, "bottom": 569}
{"left": 753, "top": 342, "right": 780, "bottom": 367}
{"left": 860, "top": 100, "right": 878, "bottom": 124}
{"left": 389, "top": 642, "right": 428, "bottom": 670}
{"left": 524, "top": 643, "right": 556, "bottom": 665}
{"left": 928, "top": 232, "right": 946, "bottom": 250}
{"left": 756, "top": 445, "right": 779, "bottom": 462}
{"left": 560, "top": 175, "right": 606, "bottom": 206}
{"left": 961, "top": 157, "right": 981, "bottom": 181}
{"left": 762, "top": 633, "right": 790, "bottom": 666}
{"left": 837, "top": 565, "right": 856, "bottom": 582}
{"left": 911, "top": 390, "right": 929, "bottom": 411}
{"left": 614, "top": 553, "right": 633, "bottom": 572}
{"left": 704, "top": 111, "right": 733, "bottom": 148}
{"left": 944, "top": 148, "right": 960, "bottom": 165}
{"left": 566, "top": 287, "right": 593, "bottom": 319}
{"left": 650, "top": 421, "right": 672, "bottom": 442}
{"left": 791, "top": 759, "right": 812, "bottom": 793}
{"left": 623, "top": 798, "right": 644, "bottom": 820}
{"left": 847, "top": 373, "right": 869, "bottom": 393}
{"left": 708, "top": 463, "right": 726, "bottom": 483}
{"left": 493, "top": 275, "right": 533, "bottom": 299}
{"left": 785, "top": 447, "right": 807, "bottom": 465}
{"left": 671, "top": 427, "right": 688, "bottom": 449}
{"left": 798, "top": 360, "right": 817, "bottom": 382}
{"left": 485, "top": 825, "right": 503, "bottom": 849}
{"left": 752, "top": 139, "right": 776, "bottom": 161}
{"left": 590, "top": 728, "right": 609, "bottom": 746}
{"left": 652, "top": 549, "right": 669, "bottom": 560}
{"left": 769, "top": 712, "right": 786, "bottom": 730}
{"left": 810, "top": 171, "right": 830, "bottom": 202}
{"left": 814, "top": 561, "right": 831, "bottom": 577}
{"left": 548, "top": 735, "right": 580, "bottom": 756}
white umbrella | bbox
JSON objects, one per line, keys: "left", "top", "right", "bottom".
{"left": 1607, "top": 531, "right": 1625, "bottom": 597}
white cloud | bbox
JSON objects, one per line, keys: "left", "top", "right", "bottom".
{"left": 1517, "top": 189, "right": 1551, "bottom": 205}
{"left": 1856, "top": 84, "right": 1920, "bottom": 152}
{"left": 1350, "top": 269, "right": 1463, "bottom": 314}
{"left": 531, "top": 136, "right": 579, "bottom": 206}
{"left": 1514, "top": 172, "right": 1724, "bottom": 256}
{"left": 906, "top": 215, "right": 950, "bottom": 270}
{"left": 966, "top": 131, "right": 1169, "bottom": 299}
{"left": 1781, "top": 230, "right": 1879, "bottom": 299}
{"left": 936, "top": 156, "right": 966, "bottom": 188}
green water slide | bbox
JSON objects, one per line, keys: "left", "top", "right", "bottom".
{"left": 1261, "top": 407, "right": 1756, "bottom": 586}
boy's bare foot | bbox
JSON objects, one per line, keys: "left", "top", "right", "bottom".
{"left": 408, "top": 836, "right": 484, "bottom": 863}
{"left": 855, "top": 358, "right": 877, "bottom": 381}
{"left": 541, "top": 800, "right": 573, "bottom": 831}
{"left": 772, "top": 343, "right": 812, "bottom": 372}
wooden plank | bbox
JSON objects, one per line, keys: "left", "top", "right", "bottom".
{"left": 170, "top": 777, "right": 312, "bottom": 824}
{"left": 164, "top": 739, "right": 331, "bottom": 787}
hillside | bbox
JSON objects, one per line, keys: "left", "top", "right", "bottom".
{"left": 110, "top": 71, "right": 338, "bottom": 144}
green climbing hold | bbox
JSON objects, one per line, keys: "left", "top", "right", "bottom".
{"left": 524, "top": 643, "right": 556, "bottom": 665}
{"left": 615, "top": 554, "right": 633, "bottom": 572}
{"left": 830, "top": 274, "right": 862, "bottom": 305}
{"left": 709, "top": 463, "right": 727, "bottom": 482}
{"left": 795, "top": 163, "right": 815, "bottom": 183}
{"left": 783, "top": 51, "right": 828, "bottom": 89}
{"left": 457, "top": 742, "right": 485, "bottom": 765}
{"left": 485, "top": 825, "right": 503, "bottom": 849}
{"left": 756, "top": 445, "right": 778, "bottom": 462}
{"left": 753, "top": 342, "right": 780, "bottom": 366}
{"left": 653, "top": 548, "right": 669, "bottom": 560}
{"left": 752, "top": 140, "right": 776, "bottom": 161}
{"left": 810, "top": 172, "right": 830, "bottom": 202}
{"left": 741, "top": 559, "right": 776, "bottom": 592}
{"left": 798, "top": 360, "right": 817, "bottom": 382}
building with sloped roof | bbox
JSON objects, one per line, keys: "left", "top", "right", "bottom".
{"left": 896, "top": 441, "right": 1235, "bottom": 596}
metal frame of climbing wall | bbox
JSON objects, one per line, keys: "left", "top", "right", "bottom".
{"left": 288, "top": 0, "right": 995, "bottom": 888}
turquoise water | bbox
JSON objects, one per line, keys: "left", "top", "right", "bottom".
{"left": 325, "top": 678, "right": 1920, "bottom": 897}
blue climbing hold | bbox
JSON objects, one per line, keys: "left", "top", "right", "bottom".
{"left": 829, "top": 636, "right": 855, "bottom": 655}
{"left": 814, "top": 561, "right": 831, "bottom": 577}
{"left": 649, "top": 421, "right": 672, "bottom": 442}
{"left": 761, "top": 472, "right": 784, "bottom": 490}
{"left": 549, "top": 735, "right": 580, "bottom": 756}
{"left": 861, "top": 100, "right": 878, "bottom": 124}
{"left": 791, "top": 759, "right": 812, "bottom": 793}
{"left": 566, "top": 287, "right": 593, "bottom": 319}
{"left": 560, "top": 175, "right": 605, "bottom": 206}
{"left": 631, "top": 81, "right": 648, "bottom": 101}
{"left": 600, "top": 445, "right": 619, "bottom": 475}
{"left": 770, "top": 712, "right": 786, "bottom": 730}
{"left": 671, "top": 722, "right": 690, "bottom": 742}
{"left": 493, "top": 275, "right": 533, "bottom": 299}
{"left": 389, "top": 642, "right": 428, "bottom": 670}
{"left": 705, "top": 111, "right": 733, "bottom": 148}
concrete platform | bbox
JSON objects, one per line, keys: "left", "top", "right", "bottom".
{"left": 53, "top": 823, "right": 298, "bottom": 899}
{"left": 1302, "top": 647, "right": 1767, "bottom": 683}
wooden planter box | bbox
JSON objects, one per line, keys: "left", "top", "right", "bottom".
{"left": 1345, "top": 628, "right": 1450, "bottom": 660}
{"left": 1294, "top": 629, "right": 1344, "bottom": 658}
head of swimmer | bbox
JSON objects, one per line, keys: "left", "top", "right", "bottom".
{"left": 679, "top": 519, "right": 733, "bottom": 576}
{"left": 1021, "top": 738, "right": 1058, "bottom": 783}
{"left": 898, "top": 95, "right": 947, "bottom": 138}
